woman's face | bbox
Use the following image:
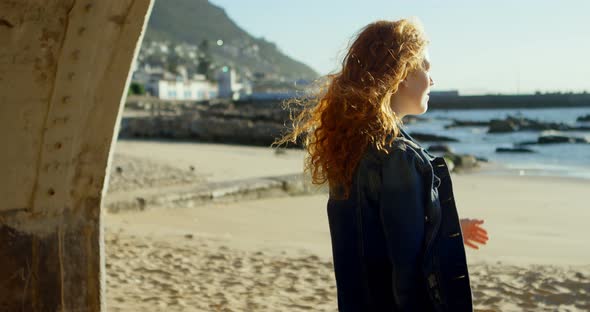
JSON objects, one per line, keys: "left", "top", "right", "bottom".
{"left": 390, "top": 51, "right": 434, "bottom": 117}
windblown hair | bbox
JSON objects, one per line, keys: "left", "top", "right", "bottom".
{"left": 275, "top": 19, "right": 429, "bottom": 199}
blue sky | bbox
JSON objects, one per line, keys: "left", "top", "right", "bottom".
{"left": 209, "top": 0, "right": 589, "bottom": 95}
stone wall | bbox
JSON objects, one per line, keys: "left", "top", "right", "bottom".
{"left": 120, "top": 101, "right": 294, "bottom": 146}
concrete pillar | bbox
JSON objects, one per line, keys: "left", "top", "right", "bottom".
{"left": 0, "top": 1, "right": 153, "bottom": 310}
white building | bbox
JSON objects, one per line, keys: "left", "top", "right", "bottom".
{"left": 146, "top": 76, "right": 218, "bottom": 101}
{"left": 217, "top": 67, "right": 251, "bottom": 100}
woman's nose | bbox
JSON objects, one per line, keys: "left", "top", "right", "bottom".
{"left": 429, "top": 76, "right": 435, "bottom": 86}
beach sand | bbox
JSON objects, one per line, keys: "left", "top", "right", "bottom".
{"left": 104, "top": 140, "right": 590, "bottom": 311}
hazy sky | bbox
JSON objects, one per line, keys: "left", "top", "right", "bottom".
{"left": 209, "top": 0, "right": 589, "bottom": 95}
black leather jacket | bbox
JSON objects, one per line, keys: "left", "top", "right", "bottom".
{"left": 327, "top": 127, "right": 473, "bottom": 311}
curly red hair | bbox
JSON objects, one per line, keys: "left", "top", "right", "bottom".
{"left": 275, "top": 19, "right": 429, "bottom": 199}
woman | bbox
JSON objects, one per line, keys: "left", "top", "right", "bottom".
{"left": 276, "top": 19, "right": 488, "bottom": 311}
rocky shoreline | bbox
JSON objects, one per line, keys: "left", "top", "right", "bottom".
{"left": 445, "top": 115, "right": 590, "bottom": 133}
{"left": 119, "top": 101, "right": 493, "bottom": 172}
{"left": 119, "top": 100, "right": 590, "bottom": 177}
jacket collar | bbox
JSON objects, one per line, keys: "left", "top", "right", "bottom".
{"left": 399, "top": 126, "right": 418, "bottom": 144}
{"left": 398, "top": 125, "right": 438, "bottom": 161}
{"left": 399, "top": 125, "right": 442, "bottom": 188}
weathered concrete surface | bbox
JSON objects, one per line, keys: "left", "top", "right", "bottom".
{"left": 104, "top": 173, "right": 322, "bottom": 213}
{"left": 0, "top": 0, "right": 153, "bottom": 311}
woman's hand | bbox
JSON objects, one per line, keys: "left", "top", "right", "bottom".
{"left": 460, "top": 218, "right": 489, "bottom": 250}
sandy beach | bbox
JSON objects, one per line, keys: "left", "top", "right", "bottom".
{"left": 104, "top": 139, "right": 590, "bottom": 311}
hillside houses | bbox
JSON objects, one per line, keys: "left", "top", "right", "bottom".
{"left": 130, "top": 40, "right": 307, "bottom": 101}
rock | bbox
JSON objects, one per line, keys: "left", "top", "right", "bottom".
{"left": 496, "top": 147, "right": 535, "bottom": 153}
{"left": 476, "top": 156, "right": 489, "bottom": 162}
{"left": 516, "top": 134, "right": 589, "bottom": 145}
{"left": 445, "top": 119, "right": 490, "bottom": 129}
{"left": 455, "top": 154, "right": 478, "bottom": 169}
{"left": 427, "top": 144, "right": 453, "bottom": 153}
{"left": 538, "top": 134, "right": 589, "bottom": 144}
{"left": 409, "top": 132, "right": 459, "bottom": 142}
{"left": 488, "top": 115, "right": 590, "bottom": 132}
{"left": 566, "top": 126, "right": 590, "bottom": 131}
{"left": 515, "top": 141, "right": 538, "bottom": 146}
{"left": 443, "top": 153, "right": 479, "bottom": 171}
{"left": 577, "top": 114, "right": 590, "bottom": 122}
{"left": 190, "top": 118, "right": 284, "bottom": 146}
{"left": 135, "top": 197, "right": 146, "bottom": 210}
{"left": 274, "top": 148, "right": 287, "bottom": 155}
{"left": 442, "top": 155, "right": 455, "bottom": 172}
{"left": 488, "top": 119, "right": 518, "bottom": 133}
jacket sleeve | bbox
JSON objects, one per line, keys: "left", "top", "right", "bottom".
{"left": 378, "top": 147, "right": 426, "bottom": 310}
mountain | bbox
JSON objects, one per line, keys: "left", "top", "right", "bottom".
{"left": 144, "top": 0, "right": 319, "bottom": 81}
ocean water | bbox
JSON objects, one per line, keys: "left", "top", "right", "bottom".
{"left": 409, "top": 107, "right": 590, "bottom": 179}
